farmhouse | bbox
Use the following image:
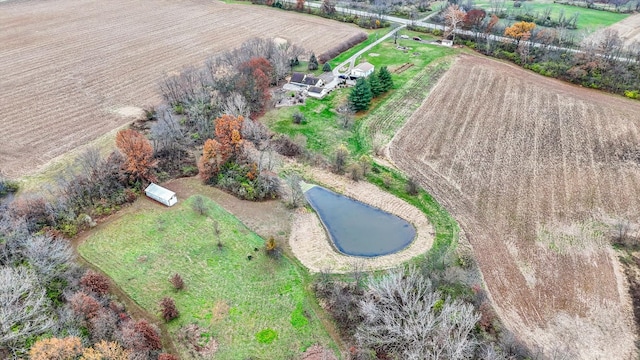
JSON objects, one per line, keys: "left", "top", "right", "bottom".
{"left": 351, "top": 62, "right": 374, "bottom": 78}
{"left": 289, "top": 72, "right": 306, "bottom": 86}
{"left": 145, "top": 183, "right": 177, "bottom": 207}
{"left": 303, "top": 76, "right": 323, "bottom": 87}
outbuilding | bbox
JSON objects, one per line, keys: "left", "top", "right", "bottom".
{"left": 144, "top": 183, "right": 177, "bottom": 207}
{"left": 351, "top": 62, "right": 375, "bottom": 78}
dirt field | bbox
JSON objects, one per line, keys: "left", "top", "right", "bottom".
{"left": 0, "top": 0, "right": 363, "bottom": 179}
{"left": 602, "top": 13, "right": 640, "bottom": 48}
{"left": 389, "top": 55, "right": 640, "bottom": 358}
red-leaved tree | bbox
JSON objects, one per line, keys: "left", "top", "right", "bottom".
{"left": 198, "top": 114, "right": 245, "bottom": 183}
{"left": 237, "top": 57, "right": 273, "bottom": 119}
{"left": 115, "top": 129, "right": 157, "bottom": 184}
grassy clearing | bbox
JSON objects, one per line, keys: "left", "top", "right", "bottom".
{"left": 265, "top": 34, "right": 455, "bottom": 157}
{"left": 474, "top": 0, "right": 628, "bottom": 30}
{"left": 328, "top": 27, "right": 393, "bottom": 68}
{"left": 79, "top": 196, "right": 337, "bottom": 359}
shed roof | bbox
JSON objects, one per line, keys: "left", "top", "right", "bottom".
{"left": 308, "top": 86, "right": 323, "bottom": 94}
{"left": 303, "top": 76, "right": 320, "bottom": 85}
{"left": 145, "top": 183, "right": 176, "bottom": 200}
{"left": 354, "top": 62, "right": 374, "bottom": 72}
{"left": 290, "top": 72, "right": 305, "bottom": 83}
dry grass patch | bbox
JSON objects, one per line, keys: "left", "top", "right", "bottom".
{"left": 389, "top": 55, "right": 640, "bottom": 358}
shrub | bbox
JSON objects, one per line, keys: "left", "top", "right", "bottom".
{"left": 333, "top": 145, "right": 350, "bottom": 174}
{"left": 625, "top": 90, "right": 639, "bottom": 99}
{"left": 170, "top": 273, "right": 185, "bottom": 291}
{"left": 191, "top": 195, "right": 208, "bottom": 215}
{"left": 256, "top": 328, "right": 278, "bottom": 344}
{"left": 81, "top": 271, "right": 110, "bottom": 295}
{"left": 292, "top": 111, "right": 306, "bottom": 124}
{"left": 405, "top": 177, "right": 420, "bottom": 195}
{"left": 265, "top": 236, "right": 281, "bottom": 258}
{"left": 133, "top": 320, "right": 162, "bottom": 351}
{"left": 70, "top": 291, "right": 101, "bottom": 320}
{"left": 431, "top": 29, "right": 442, "bottom": 36}
{"left": 272, "top": 135, "right": 303, "bottom": 157}
{"left": 29, "top": 337, "right": 83, "bottom": 360}
{"left": 160, "top": 297, "right": 179, "bottom": 322}
{"left": 159, "top": 354, "right": 180, "bottom": 360}
{"left": 0, "top": 177, "right": 19, "bottom": 198}
{"left": 318, "top": 33, "right": 368, "bottom": 63}
{"left": 347, "top": 163, "right": 363, "bottom": 181}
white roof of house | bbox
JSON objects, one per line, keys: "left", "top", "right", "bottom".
{"left": 354, "top": 62, "right": 374, "bottom": 72}
{"left": 145, "top": 183, "right": 176, "bottom": 200}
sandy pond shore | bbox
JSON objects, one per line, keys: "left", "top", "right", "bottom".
{"left": 289, "top": 167, "right": 435, "bottom": 273}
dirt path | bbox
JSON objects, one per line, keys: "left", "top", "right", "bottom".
{"left": 289, "top": 165, "right": 435, "bottom": 273}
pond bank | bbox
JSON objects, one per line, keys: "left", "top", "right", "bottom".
{"left": 290, "top": 167, "right": 435, "bottom": 273}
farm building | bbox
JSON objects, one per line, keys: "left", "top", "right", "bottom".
{"left": 145, "top": 183, "right": 177, "bottom": 207}
{"left": 303, "top": 76, "right": 323, "bottom": 87}
{"left": 307, "top": 86, "right": 327, "bottom": 99}
{"left": 351, "top": 62, "right": 374, "bottom": 78}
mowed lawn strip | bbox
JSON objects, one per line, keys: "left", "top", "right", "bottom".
{"left": 79, "top": 196, "right": 336, "bottom": 359}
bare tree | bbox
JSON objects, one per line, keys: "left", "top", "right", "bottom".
{"left": 356, "top": 266, "right": 480, "bottom": 359}
{"left": 220, "top": 92, "right": 250, "bottom": 119}
{"left": 0, "top": 267, "right": 54, "bottom": 354}
{"left": 22, "top": 234, "right": 75, "bottom": 284}
{"left": 444, "top": 4, "right": 467, "bottom": 42}
{"left": 284, "top": 173, "right": 305, "bottom": 208}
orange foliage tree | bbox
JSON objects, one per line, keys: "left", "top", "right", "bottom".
{"left": 115, "top": 129, "right": 157, "bottom": 184}
{"left": 198, "top": 114, "right": 245, "bottom": 183}
{"left": 237, "top": 57, "right": 273, "bottom": 119}
{"left": 504, "top": 21, "right": 536, "bottom": 44}
{"left": 29, "top": 336, "right": 83, "bottom": 360}
{"left": 81, "top": 340, "right": 131, "bottom": 360}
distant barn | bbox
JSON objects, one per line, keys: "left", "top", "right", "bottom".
{"left": 144, "top": 183, "right": 177, "bottom": 207}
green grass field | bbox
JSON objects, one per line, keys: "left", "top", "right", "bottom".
{"left": 474, "top": 0, "right": 628, "bottom": 30}
{"left": 79, "top": 196, "right": 337, "bottom": 359}
{"left": 265, "top": 32, "right": 455, "bottom": 157}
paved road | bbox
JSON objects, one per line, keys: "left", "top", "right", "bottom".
{"left": 332, "top": 25, "right": 405, "bottom": 77}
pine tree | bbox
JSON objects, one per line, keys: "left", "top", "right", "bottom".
{"left": 368, "top": 71, "right": 384, "bottom": 97}
{"left": 308, "top": 53, "right": 318, "bottom": 71}
{"left": 378, "top": 66, "right": 394, "bottom": 92}
{"left": 322, "top": 62, "right": 332, "bottom": 72}
{"left": 349, "top": 78, "right": 373, "bottom": 111}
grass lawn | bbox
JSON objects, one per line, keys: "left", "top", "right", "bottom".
{"left": 79, "top": 195, "right": 337, "bottom": 359}
{"left": 265, "top": 32, "right": 456, "bottom": 157}
{"left": 474, "top": 0, "right": 628, "bottom": 30}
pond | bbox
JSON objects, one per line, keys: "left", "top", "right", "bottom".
{"left": 304, "top": 186, "right": 415, "bottom": 257}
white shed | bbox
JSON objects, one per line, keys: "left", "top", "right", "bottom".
{"left": 144, "top": 183, "right": 177, "bottom": 207}
{"left": 351, "top": 62, "right": 375, "bottom": 78}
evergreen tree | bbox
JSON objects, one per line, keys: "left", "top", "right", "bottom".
{"left": 368, "top": 71, "right": 383, "bottom": 97}
{"left": 378, "top": 66, "right": 394, "bottom": 92}
{"left": 349, "top": 78, "right": 373, "bottom": 111}
{"left": 308, "top": 53, "right": 318, "bottom": 71}
{"left": 322, "top": 62, "right": 332, "bottom": 72}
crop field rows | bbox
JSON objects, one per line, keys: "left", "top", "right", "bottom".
{"left": 0, "top": 0, "right": 364, "bottom": 178}
{"left": 390, "top": 55, "right": 640, "bottom": 358}
{"left": 358, "top": 58, "right": 452, "bottom": 151}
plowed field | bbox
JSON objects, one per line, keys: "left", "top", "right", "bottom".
{"left": 390, "top": 55, "right": 640, "bottom": 358}
{"left": 603, "top": 13, "right": 640, "bottom": 48}
{"left": 0, "top": 0, "right": 363, "bottom": 178}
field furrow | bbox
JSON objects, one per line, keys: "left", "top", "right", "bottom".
{"left": 390, "top": 55, "right": 640, "bottom": 358}
{"left": 0, "top": 0, "right": 364, "bottom": 178}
